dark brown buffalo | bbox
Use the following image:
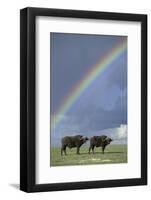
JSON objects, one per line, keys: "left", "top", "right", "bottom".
{"left": 89, "top": 135, "right": 113, "bottom": 154}
{"left": 61, "top": 135, "right": 89, "bottom": 155}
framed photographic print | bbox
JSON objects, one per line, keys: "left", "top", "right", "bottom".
{"left": 20, "top": 7, "right": 147, "bottom": 192}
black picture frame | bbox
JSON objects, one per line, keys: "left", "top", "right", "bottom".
{"left": 20, "top": 7, "right": 147, "bottom": 192}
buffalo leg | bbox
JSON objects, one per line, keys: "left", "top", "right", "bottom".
{"left": 92, "top": 146, "right": 95, "bottom": 154}
{"left": 61, "top": 145, "right": 67, "bottom": 155}
{"left": 89, "top": 145, "right": 95, "bottom": 154}
{"left": 64, "top": 147, "right": 67, "bottom": 155}
{"left": 88, "top": 146, "right": 92, "bottom": 154}
{"left": 102, "top": 146, "right": 106, "bottom": 154}
{"left": 76, "top": 146, "right": 80, "bottom": 154}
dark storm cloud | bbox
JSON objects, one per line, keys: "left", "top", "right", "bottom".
{"left": 50, "top": 33, "right": 126, "bottom": 113}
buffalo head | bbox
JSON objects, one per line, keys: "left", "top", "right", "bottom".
{"left": 80, "top": 136, "right": 89, "bottom": 143}
{"left": 104, "top": 137, "right": 113, "bottom": 145}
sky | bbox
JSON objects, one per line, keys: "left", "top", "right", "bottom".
{"left": 50, "top": 33, "right": 127, "bottom": 146}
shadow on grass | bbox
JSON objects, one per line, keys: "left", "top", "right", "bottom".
{"left": 78, "top": 151, "right": 125, "bottom": 155}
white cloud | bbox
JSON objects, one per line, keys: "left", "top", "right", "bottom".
{"left": 96, "top": 124, "right": 127, "bottom": 144}
{"left": 113, "top": 124, "right": 127, "bottom": 140}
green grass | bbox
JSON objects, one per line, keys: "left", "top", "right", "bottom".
{"left": 50, "top": 144, "right": 127, "bottom": 166}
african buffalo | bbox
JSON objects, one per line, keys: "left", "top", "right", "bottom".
{"left": 61, "top": 135, "right": 89, "bottom": 155}
{"left": 89, "top": 135, "right": 113, "bottom": 154}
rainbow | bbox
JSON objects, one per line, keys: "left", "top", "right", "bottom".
{"left": 51, "top": 39, "right": 127, "bottom": 130}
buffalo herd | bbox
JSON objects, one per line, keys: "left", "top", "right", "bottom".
{"left": 61, "top": 135, "right": 113, "bottom": 155}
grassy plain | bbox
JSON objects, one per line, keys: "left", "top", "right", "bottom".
{"left": 50, "top": 144, "right": 127, "bottom": 166}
